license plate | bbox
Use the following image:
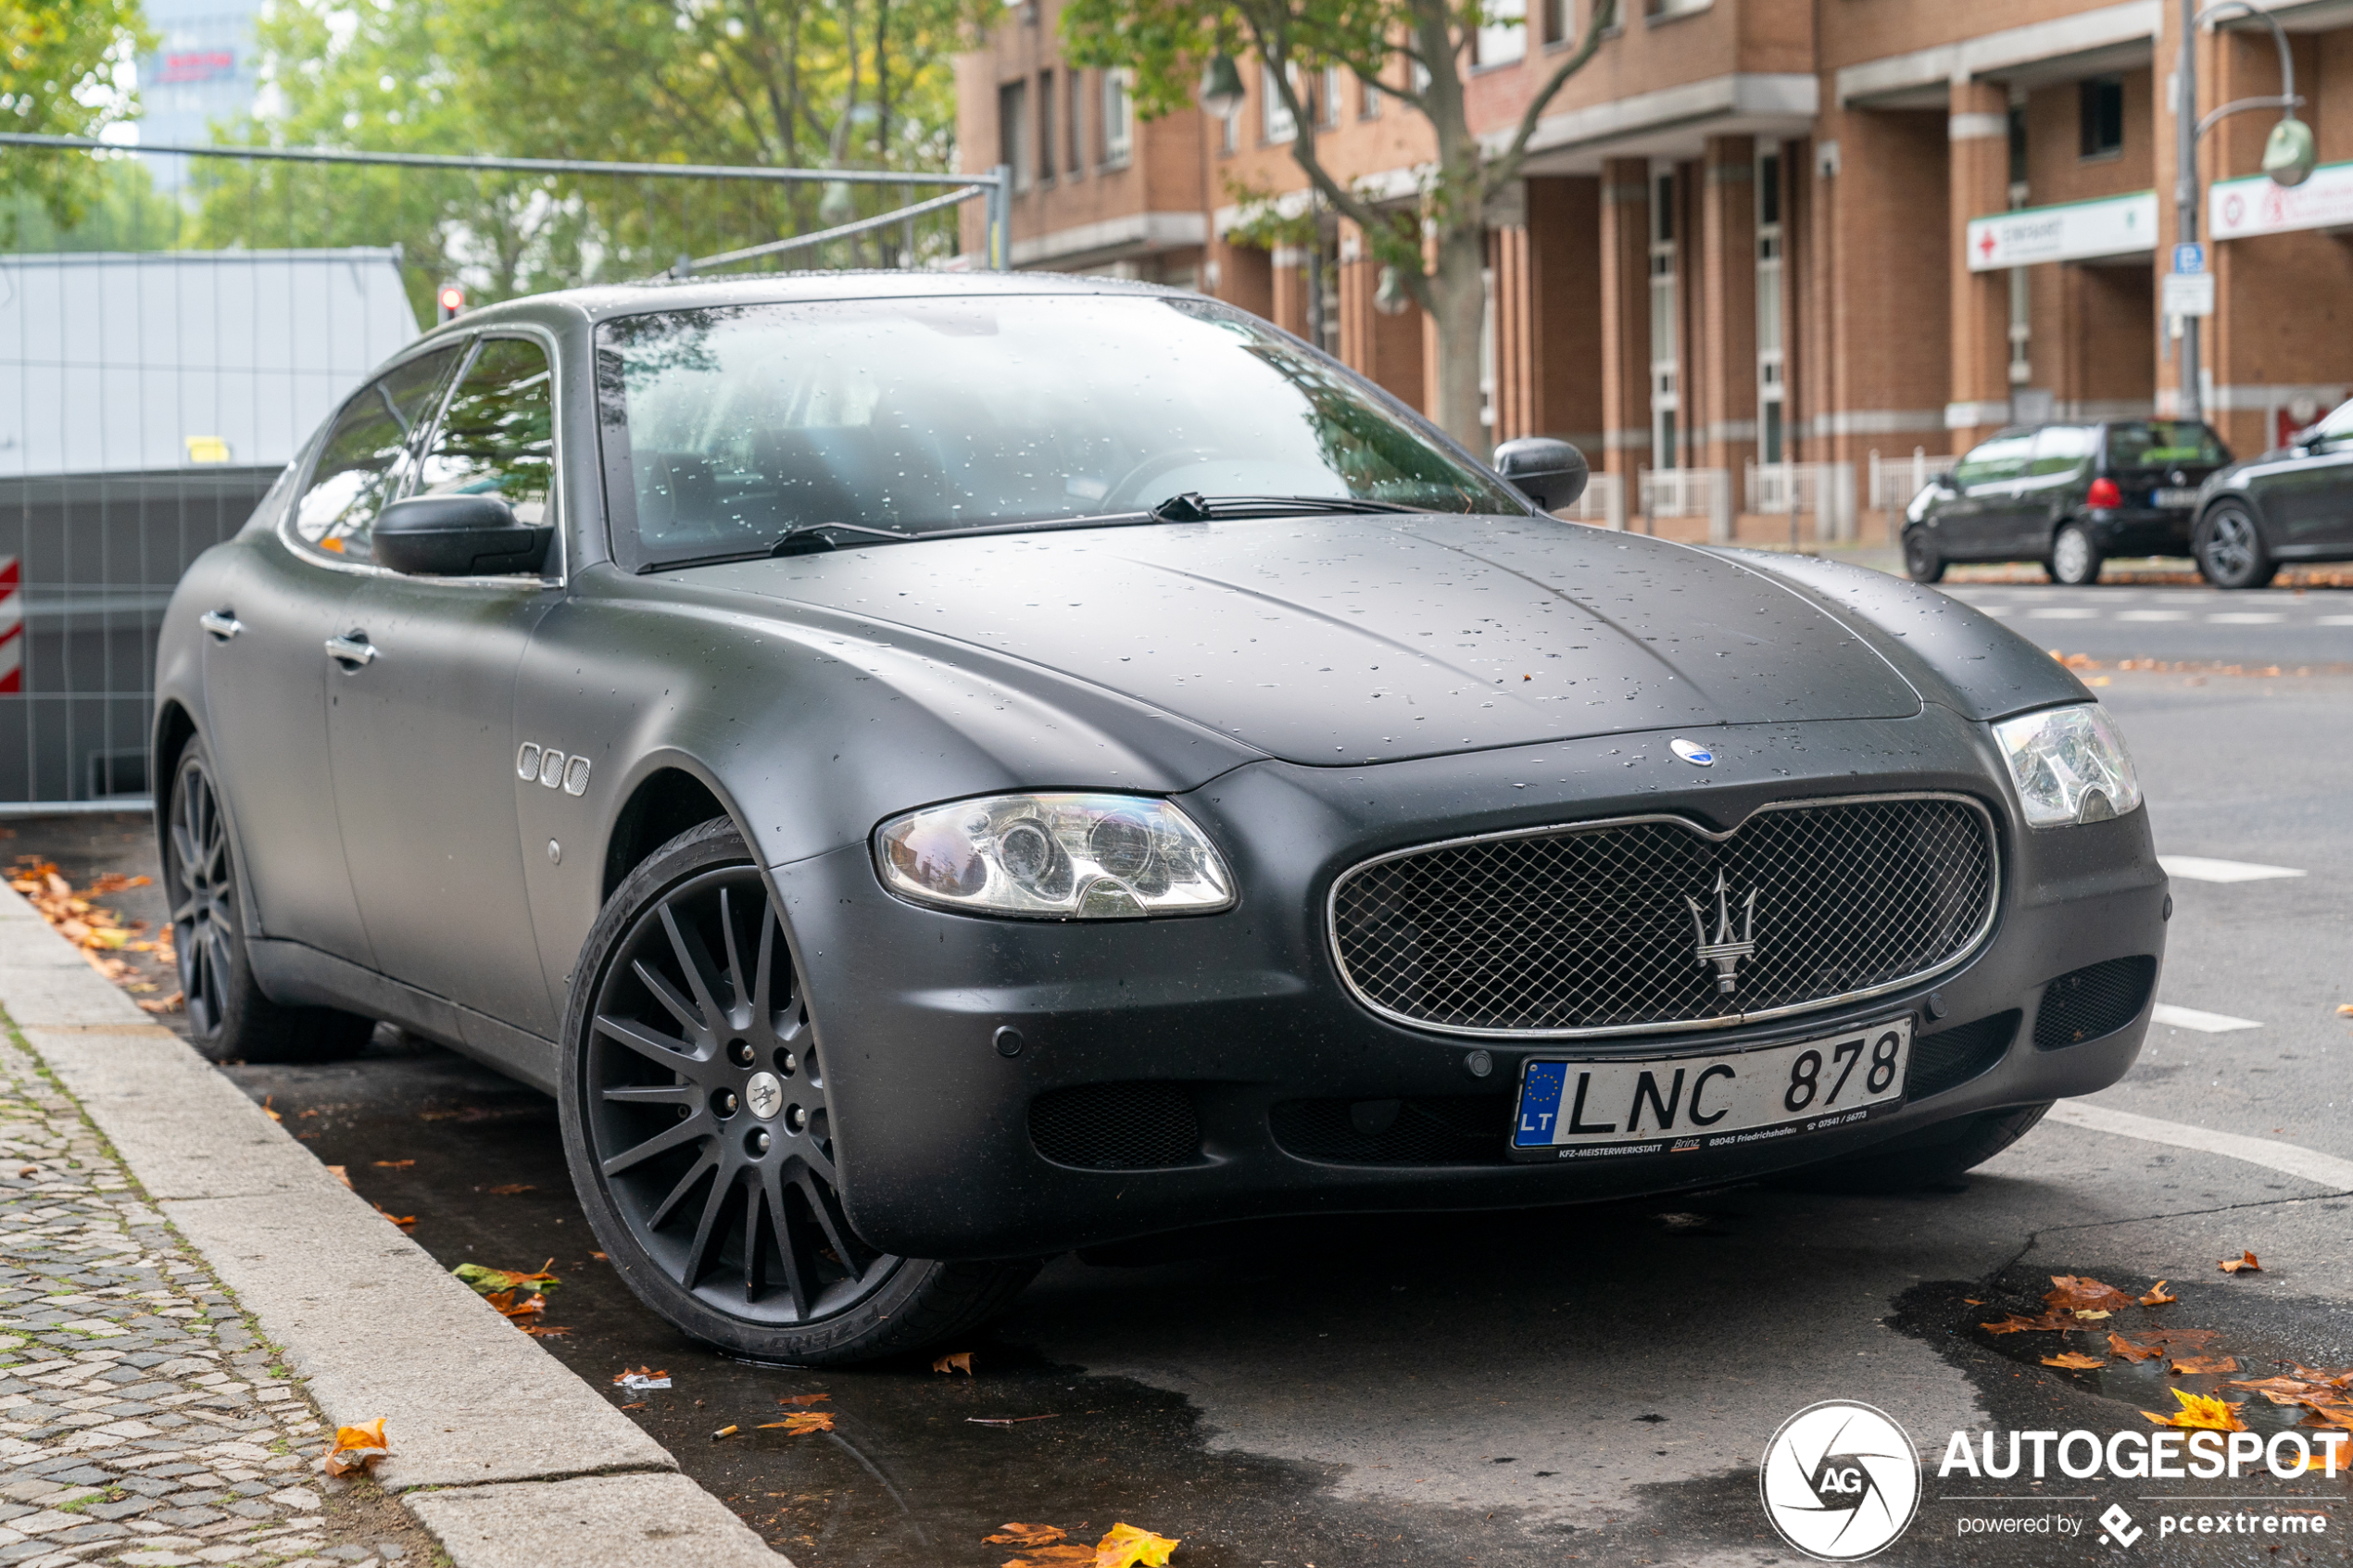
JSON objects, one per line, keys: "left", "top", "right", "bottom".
{"left": 1508, "top": 1017, "right": 1914, "bottom": 1162}
{"left": 2152, "top": 487, "right": 2199, "bottom": 508}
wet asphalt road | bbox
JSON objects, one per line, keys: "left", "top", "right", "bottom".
{"left": 7, "top": 578, "right": 2352, "bottom": 1568}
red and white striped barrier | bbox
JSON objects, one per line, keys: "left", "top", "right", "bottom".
{"left": 0, "top": 556, "right": 20, "bottom": 694}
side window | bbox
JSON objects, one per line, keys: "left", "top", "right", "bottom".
{"left": 2029, "top": 426, "right": 2097, "bottom": 476}
{"left": 291, "top": 347, "right": 464, "bottom": 561}
{"left": 1953, "top": 433, "right": 2032, "bottom": 488}
{"left": 414, "top": 337, "right": 557, "bottom": 526}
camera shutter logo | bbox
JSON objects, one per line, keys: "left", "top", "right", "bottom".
{"left": 1758, "top": 1400, "right": 1921, "bottom": 1561}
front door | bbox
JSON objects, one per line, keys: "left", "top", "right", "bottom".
{"left": 2007, "top": 425, "right": 2096, "bottom": 558}
{"left": 2263, "top": 403, "right": 2353, "bottom": 554}
{"left": 326, "top": 335, "right": 564, "bottom": 1035}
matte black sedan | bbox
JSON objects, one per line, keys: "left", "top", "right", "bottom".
{"left": 154, "top": 274, "right": 2169, "bottom": 1364}
{"left": 2192, "top": 396, "right": 2353, "bottom": 588}
{"left": 1903, "top": 420, "right": 2230, "bottom": 584}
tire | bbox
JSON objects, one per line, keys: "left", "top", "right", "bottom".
{"left": 2049, "top": 523, "right": 2102, "bottom": 586}
{"left": 559, "top": 817, "right": 1038, "bottom": 1365}
{"left": 2195, "top": 502, "right": 2277, "bottom": 590}
{"left": 160, "top": 736, "right": 377, "bottom": 1064}
{"left": 1770, "top": 1102, "right": 2053, "bottom": 1194}
{"left": 1901, "top": 529, "right": 1945, "bottom": 583}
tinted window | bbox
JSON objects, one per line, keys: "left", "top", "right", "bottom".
{"left": 2029, "top": 425, "right": 2097, "bottom": 476}
{"left": 596, "top": 295, "right": 1522, "bottom": 571}
{"left": 2105, "top": 420, "right": 2227, "bottom": 469}
{"left": 415, "top": 337, "right": 556, "bottom": 526}
{"left": 292, "top": 347, "right": 463, "bottom": 562}
{"left": 1954, "top": 432, "right": 2033, "bottom": 487}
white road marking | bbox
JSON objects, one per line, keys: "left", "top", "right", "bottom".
{"left": 2158, "top": 854, "right": 2307, "bottom": 883}
{"left": 2114, "top": 609, "right": 2189, "bottom": 621}
{"left": 2027, "top": 608, "right": 2102, "bottom": 620}
{"left": 2149, "top": 1002, "right": 2263, "bottom": 1033}
{"left": 2047, "top": 1101, "right": 2353, "bottom": 1191}
{"left": 2207, "top": 611, "right": 2284, "bottom": 623}
{"left": 2320, "top": 614, "right": 2353, "bottom": 626}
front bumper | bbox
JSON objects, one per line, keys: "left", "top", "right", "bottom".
{"left": 779, "top": 709, "right": 2167, "bottom": 1259}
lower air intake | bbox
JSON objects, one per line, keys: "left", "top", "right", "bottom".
{"left": 2033, "top": 957, "right": 2158, "bottom": 1049}
{"left": 1269, "top": 1095, "right": 1514, "bottom": 1165}
{"left": 1906, "top": 1011, "right": 2020, "bottom": 1100}
{"left": 1028, "top": 1083, "right": 1202, "bottom": 1170}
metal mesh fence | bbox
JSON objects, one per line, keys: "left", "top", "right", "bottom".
{"left": 0, "top": 137, "right": 996, "bottom": 809}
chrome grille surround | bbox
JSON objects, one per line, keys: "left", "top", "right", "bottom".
{"left": 1327, "top": 793, "right": 2001, "bottom": 1040}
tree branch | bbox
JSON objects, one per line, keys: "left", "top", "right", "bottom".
{"left": 1491, "top": 0, "right": 1615, "bottom": 185}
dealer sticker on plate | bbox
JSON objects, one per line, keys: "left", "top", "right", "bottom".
{"left": 1509, "top": 1016, "right": 1914, "bottom": 1161}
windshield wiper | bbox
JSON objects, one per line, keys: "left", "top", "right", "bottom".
{"left": 637, "top": 522, "right": 915, "bottom": 573}
{"left": 1149, "top": 493, "right": 1421, "bottom": 521}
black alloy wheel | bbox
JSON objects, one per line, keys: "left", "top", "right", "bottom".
{"left": 2049, "top": 523, "right": 2102, "bottom": 586}
{"left": 560, "top": 819, "right": 1038, "bottom": 1364}
{"left": 2196, "top": 503, "right": 2277, "bottom": 590}
{"left": 1901, "top": 528, "right": 1945, "bottom": 583}
{"left": 161, "top": 737, "right": 374, "bottom": 1062}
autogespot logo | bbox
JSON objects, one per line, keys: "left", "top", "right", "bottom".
{"left": 1759, "top": 1400, "right": 1923, "bottom": 1562}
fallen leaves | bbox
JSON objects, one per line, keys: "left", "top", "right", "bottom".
{"left": 2045, "top": 1275, "right": 2138, "bottom": 1313}
{"left": 372, "top": 1159, "right": 416, "bottom": 1170}
{"left": 934, "top": 1351, "right": 974, "bottom": 1375}
{"left": 1095, "top": 1524, "right": 1182, "bottom": 1567}
{"left": 319, "top": 1417, "right": 391, "bottom": 1476}
{"left": 2109, "top": 1335, "right": 2167, "bottom": 1363}
{"left": 984, "top": 1523, "right": 1180, "bottom": 1568}
{"left": 324, "top": 1166, "right": 353, "bottom": 1190}
{"left": 2142, "top": 1389, "right": 2248, "bottom": 1433}
{"left": 2041, "top": 1351, "right": 2107, "bottom": 1370}
{"left": 2225, "top": 1367, "right": 2353, "bottom": 1429}
{"left": 2220, "top": 1251, "right": 2263, "bottom": 1274}
{"left": 757, "top": 1412, "right": 836, "bottom": 1435}
{"left": 6, "top": 860, "right": 170, "bottom": 989}
{"left": 1982, "top": 1312, "right": 2084, "bottom": 1335}
{"left": 2140, "top": 1281, "right": 2177, "bottom": 1306}
{"left": 482, "top": 1290, "right": 544, "bottom": 1320}
{"left": 374, "top": 1204, "right": 417, "bottom": 1230}
{"left": 613, "top": 1367, "right": 671, "bottom": 1392}
{"left": 483, "top": 1183, "right": 536, "bottom": 1196}
{"left": 2169, "top": 1355, "right": 2240, "bottom": 1376}
{"left": 988, "top": 1525, "right": 1071, "bottom": 1549}
{"left": 454, "top": 1261, "right": 559, "bottom": 1297}
{"left": 777, "top": 1393, "right": 831, "bottom": 1406}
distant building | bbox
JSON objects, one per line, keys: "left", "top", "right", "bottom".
{"left": 138, "top": 0, "right": 264, "bottom": 186}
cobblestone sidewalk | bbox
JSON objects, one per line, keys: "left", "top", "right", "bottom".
{"left": 0, "top": 1026, "right": 439, "bottom": 1568}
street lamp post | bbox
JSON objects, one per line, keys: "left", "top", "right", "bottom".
{"left": 2173, "top": 0, "right": 2315, "bottom": 424}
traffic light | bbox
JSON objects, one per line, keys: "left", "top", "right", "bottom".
{"left": 436, "top": 283, "right": 466, "bottom": 322}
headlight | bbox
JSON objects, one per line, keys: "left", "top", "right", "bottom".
{"left": 1992, "top": 704, "right": 2143, "bottom": 828}
{"left": 875, "top": 793, "right": 1236, "bottom": 919}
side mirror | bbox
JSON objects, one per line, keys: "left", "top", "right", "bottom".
{"left": 1493, "top": 436, "right": 1590, "bottom": 512}
{"left": 1931, "top": 469, "right": 1956, "bottom": 490}
{"left": 373, "top": 495, "right": 552, "bottom": 576}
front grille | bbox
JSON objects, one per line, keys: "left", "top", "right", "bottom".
{"left": 2033, "top": 957, "right": 2158, "bottom": 1049}
{"left": 1331, "top": 796, "right": 1996, "bottom": 1037}
{"left": 1027, "top": 1083, "right": 1202, "bottom": 1170}
{"left": 1907, "top": 1011, "right": 2020, "bottom": 1100}
{"left": 1269, "top": 1095, "right": 1514, "bottom": 1165}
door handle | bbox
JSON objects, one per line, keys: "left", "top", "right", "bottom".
{"left": 198, "top": 609, "right": 243, "bottom": 641}
{"left": 323, "top": 632, "right": 378, "bottom": 668}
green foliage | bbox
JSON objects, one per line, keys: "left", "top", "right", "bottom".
{"left": 0, "top": 154, "right": 179, "bottom": 249}
{"left": 0, "top": 0, "right": 153, "bottom": 235}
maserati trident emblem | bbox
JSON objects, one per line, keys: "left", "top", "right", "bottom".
{"left": 1686, "top": 871, "right": 1758, "bottom": 994}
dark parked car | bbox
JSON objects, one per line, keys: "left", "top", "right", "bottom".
{"left": 1903, "top": 420, "right": 2231, "bottom": 585}
{"left": 154, "top": 274, "right": 2167, "bottom": 1364}
{"left": 2192, "top": 396, "right": 2353, "bottom": 588}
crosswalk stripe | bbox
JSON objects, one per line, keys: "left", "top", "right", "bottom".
{"left": 2158, "top": 855, "right": 2306, "bottom": 883}
{"left": 2149, "top": 1002, "right": 2263, "bottom": 1033}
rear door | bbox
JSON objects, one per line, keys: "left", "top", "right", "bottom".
{"left": 1939, "top": 432, "right": 2034, "bottom": 559}
{"left": 2010, "top": 425, "right": 2097, "bottom": 556}
{"left": 325, "top": 334, "right": 565, "bottom": 1037}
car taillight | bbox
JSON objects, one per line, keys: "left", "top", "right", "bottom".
{"left": 2086, "top": 477, "right": 2122, "bottom": 508}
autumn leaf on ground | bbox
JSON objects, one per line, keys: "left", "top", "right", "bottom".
{"left": 1005, "top": 1548, "right": 1098, "bottom": 1567}
{"left": 756, "top": 1411, "right": 836, "bottom": 1435}
{"left": 482, "top": 1289, "right": 546, "bottom": 1320}
{"left": 2220, "top": 1251, "right": 2262, "bottom": 1273}
{"left": 372, "top": 1158, "right": 415, "bottom": 1168}
{"left": 454, "top": 1261, "right": 560, "bottom": 1298}
{"left": 375, "top": 1205, "right": 417, "bottom": 1230}
{"left": 1982, "top": 1312, "right": 2080, "bottom": 1334}
{"left": 2142, "top": 1389, "right": 2248, "bottom": 1432}
{"left": 518, "top": 1324, "right": 571, "bottom": 1337}
{"left": 1093, "top": 1523, "right": 1180, "bottom": 1567}
{"left": 324, "top": 1165, "right": 353, "bottom": 1190}
{"left": 2045, "top": 1275, "right": 2137, "bottom": 1313}
{"left": 2042, "top": 1352, "right": 2106, "bottom": 1369}
{"left": 2109, "top": 1335, "right": 2166, "bottom": 1362}
{"left": 2168, "top": 1355, "right": 2239, "bottom": 1375}
{"left": 2140, "top": 1281, "right": 2178, "bottom": 1306}
{"left": 320, "top": 1417, "right": 391, "bottom": 1476}
{"left": 777, "top": 1393, "right": 831, "bottom": 1406}
{"left": 934, "top": 1351, "right": 974, "bottom": 1375}
{"left": 262, "top": 1097, "right": 282, "bottom": 1122}
{"left": 986, "top": 1524, "right": 1069, "bottom": 1548}
{"left": 484, "top": 1183, "right": 536, "bottom": 1196}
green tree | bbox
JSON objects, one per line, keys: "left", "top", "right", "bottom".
{"left": 1063, "top": 0, "right": 1617, "bottom": 453}
{"left": 1, "top": 0, "right": 152, "bottom": 236}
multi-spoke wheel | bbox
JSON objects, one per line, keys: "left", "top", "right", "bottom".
{"left": 559, "top": 818, "right": 1038, "bottom": 1364}
{"left": 2195, "top": 503, "right": 2277, "bottom": 590}
{"left": 160, "top": 737, "right": 375, "bottom": 1062}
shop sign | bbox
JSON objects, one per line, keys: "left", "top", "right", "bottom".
{"left": 1966, "top": 191, "right": 2158, "bottom": 270}
{"left": 2210, "top": 160, "right": 2353, "bottom": 241}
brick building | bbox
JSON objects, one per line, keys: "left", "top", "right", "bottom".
{"left": 958, "top": 0, "right": 2353, "bottom": 541}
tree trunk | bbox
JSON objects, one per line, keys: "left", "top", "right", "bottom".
{"left": 1427, "top": 222, "right": 1488, "bottom": 457}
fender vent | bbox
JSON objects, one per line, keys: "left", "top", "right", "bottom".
{"left": 1270, "top": 1095, "right": 1514, "bottom": 1165}
{"left": 2033, "top": 957, "right": 2158, "bottom": 1049}
{"left": 1906, "top": 1011, "right": 2020, "bottom": 1101}
{"left": 1028, "top": 1083, "right": 1202, "bottom": 1170}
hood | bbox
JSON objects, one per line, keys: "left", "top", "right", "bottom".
{"left": 691, "top": 517, "right": 1923, "bottom": 767}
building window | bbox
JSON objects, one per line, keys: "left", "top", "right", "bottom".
{"left": 2007, "top": 104, "right": 2028, "bottom": 184}
{"left": 1755, "top": 150, "right": 1784, "bottom": 464}
{"left": 1067, "top": 69, "right": 1086, "bottom": 178}
{"left": 1101, "top": 69, "right": 1133, "bottom": 166}
{"left": 1544, "top": 0, "right": 1573, "bottom": 45}
{"left": 999, "top": 79, "right": 1030, "bottom": 190}
{"left": 1263, "top": 63, "right": 1296, "bottom": 143}
{"left": 1644, "top": 0, "right": 1709, "bottom": 19}
{"left": 1650, "top": 169, "right": 1679, "bottom": 470}
{"left": 1219, "top": 101, "right": 1239, "bottom": 155}
{"left": 1476, "top": 0, "right": 1526, "bottom": 67}
{"left": 1320, "top": 64, "right": 1342, "bottom": 127}
{"left": 1361, "top": 73, "right": 1380, "bottom": 119}
{"left": 2079, "top": 75, "right": 2123, "bottom": 159}
{"left": 1038, "top": 70, "right": 1055, "bottom": 182}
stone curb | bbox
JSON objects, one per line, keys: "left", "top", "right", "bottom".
{"left": 0, "top": 886, "right": 785, "bottom": 1566}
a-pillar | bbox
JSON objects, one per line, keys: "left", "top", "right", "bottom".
{"left": 1598, "top": 157, "right": 1652, "bottom": 478}
{"left": 1694, "top": 137, "right": 1757, "bottom": 478}
{"left": 1336, "top": 219, "right": 1427, "bottom": 411}
{"left": 1947, "top": 79, "right": 2012, "bottom": 453}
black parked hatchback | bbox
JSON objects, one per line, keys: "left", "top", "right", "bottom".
{"left": 2191, "top": 396, "right": 2353, "bottom": 588}
{"left": 1903, "top": 420, "right": 2232, "bottom": 585}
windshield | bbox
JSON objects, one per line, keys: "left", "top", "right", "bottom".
{"left": 595, "top": 294, "right": 1525, "bottom": 571}
{"left": 2105, "top": 420, "right": 2227, "bottom": 469}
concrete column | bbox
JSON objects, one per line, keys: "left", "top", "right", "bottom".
{"left": 1336, "top": 220, "right": 1427, "bottom": 411}
{"left": 1696, "top": 136, "right": 1758, "bottom": 480}
{"left": 1526, "top": 176, "right": 1604, "bottom": 451}
{"left": 1947, "top": 79, "right": 2012, "bottom": 454}
{"left": 1491, "top": 223, "right": 1534, "bottom": 442}
{"left": 1598, "top": 157, "right": 1652, "bottom": 478}
{"left": 1270, "top": 245, "right": 1310, "bottom": 339}
{"left": 1215, "top": 238, "right": 1274, "bottom": 323}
